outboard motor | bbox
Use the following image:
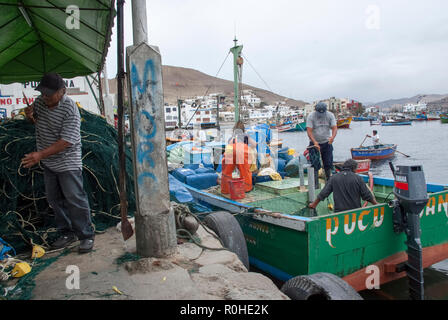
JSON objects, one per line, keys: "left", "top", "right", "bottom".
{"left": 389, "top": 162, "right": 428, "bottom": 300}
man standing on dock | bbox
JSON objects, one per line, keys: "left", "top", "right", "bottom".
{"left": 21, "top": 73, "right": 95, "bottom": 254}
{"left": 308, "top": 159, "right": 378, "bottom": 212}
{"left": 306, "top": 102, "right": 338, "bottom": 186}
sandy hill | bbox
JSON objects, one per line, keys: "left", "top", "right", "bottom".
{"left": 371, "top": 94, "right": 448, "bottom": 110}
{"left": 105, "top": 65, "right": 306, "bottom": 107}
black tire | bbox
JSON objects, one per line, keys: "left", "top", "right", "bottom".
{"left": 281, "top": 272, "right": 363, "bottom": 300}
{"left": 203, "top": 211, "right": 250, "bottom": 270}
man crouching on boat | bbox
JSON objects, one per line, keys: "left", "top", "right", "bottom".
{"left": 308, "top": 159, "right": 378, "bottom": 213}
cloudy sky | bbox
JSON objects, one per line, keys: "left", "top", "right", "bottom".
{"left": 105, "top": 0, "right": 448, "bottom": 104}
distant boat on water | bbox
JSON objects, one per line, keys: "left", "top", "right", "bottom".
{"left": 440, "top": 114, "right": 448, "bottom": 124}
{"left": 351, "top": 144, "right": 397, "bottom": 160}
{"left": 381, "top": 121, "right": 412, "bottom": 126}
{"left": 337, "top": 116, "right": 352, "bottom": 128}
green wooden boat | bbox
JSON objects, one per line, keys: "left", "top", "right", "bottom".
{"left": 175, "top": 168, "right": 448, "bottom": 292}
{"left": 440, "top": 114, "right": 448, "bottom": 123}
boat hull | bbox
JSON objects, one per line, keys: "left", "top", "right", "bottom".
{"left": 175, "top": 173, "right": 448, "bottom": 291}
{"left": 351, "top": 144, "right": 397, "bottom": 160}
{"left": 381, "top": 121, "right": 412, "bottom": 126}
{"left": 337, "top": 116, "right": 352, "bottom": 128}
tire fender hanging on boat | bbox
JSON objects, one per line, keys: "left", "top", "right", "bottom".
{"left": 280, "top": 272, "right": 363, "bottom": 300}
{"left": 204, "top": 211, "right": 250, "bottom": 270}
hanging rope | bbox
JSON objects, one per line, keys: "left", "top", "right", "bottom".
{"left": 241, "top": 53, "right": 274, "bottom": 93}
{"left": 184, "top": 52, "right": 231, "bottom": 129}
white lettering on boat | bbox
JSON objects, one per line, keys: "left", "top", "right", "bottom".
{"left": 326, "top": 217, "right": 339, "bottom": 248}
{"left": 425, "top": 197, "right": 436, "bottom": 216}
{"left": 438, "top": 194, "right": 448, "bottom": 218}
{"left": 358, "top": 210, "right": 370, "bottom": 231}
{"left": 344, "top": 213, "right": 356, "bottom": 235}
{"left": 327, "top": 207, "right": 385, "bottom": 247}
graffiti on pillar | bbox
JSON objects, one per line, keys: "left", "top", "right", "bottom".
{"left": 130, "top": 59, "right": 159, "bottom": 185}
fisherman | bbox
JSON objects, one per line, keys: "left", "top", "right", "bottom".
{"left": 367, "top": 130, "right": 380, "bottom": 147}
{"left": 21, "top": 73, "right": 95, "bottom": 253}
{"left": 306, "top": 102, "right": 338, "bottom": 186}
{"left": 221, "top": 120, "right": 257, "bottom": 193}
{"left": 308, "top": 159, "right": 378, "bottom": 212}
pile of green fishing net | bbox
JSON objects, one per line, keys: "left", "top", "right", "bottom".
{"left": 0, "top": 107, "right": 136, "bottom": 253}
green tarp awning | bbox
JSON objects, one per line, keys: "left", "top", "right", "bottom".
{"left": 0, "top": 0, "right": 115, "bottom": 84}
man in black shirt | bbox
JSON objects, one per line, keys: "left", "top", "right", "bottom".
{"left": 308, "top": 159, "right": 378, "bottom": 212}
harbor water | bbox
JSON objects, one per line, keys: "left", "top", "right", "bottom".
{"left": 278, "top": 120, "right": 448, "bottom": 300}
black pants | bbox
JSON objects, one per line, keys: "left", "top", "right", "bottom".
{"left": 309, "top": 141, "right": 334, "bottom": 187}
{"left": 43, "top": 167, "right": 94, "bottom": 240}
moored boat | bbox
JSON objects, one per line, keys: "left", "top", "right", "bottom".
{"left": 440, "top": 114, "right": 448, "bottom": 124}
{"left": 337, "top": 116, "right": 352, "bottom": 128}
{"left": 381, "top": 121, "right": 412, "bottom": 126}
{"left": 350, "top": 144, "right": 397, "bottom": 160}
{"left": 167, "top": 139, "right": 448, "bottom": 298}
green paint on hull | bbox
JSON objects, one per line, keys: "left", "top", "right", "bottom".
{"left": 234, "top": 182, "right": 448, "bottom": 281}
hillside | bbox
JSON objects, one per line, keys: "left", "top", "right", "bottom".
{"left": 105, "top": 65, "right": 307, "bottom": 107}
{"left": 371, "top": 94, "right": 448, "bottom": 110}
{"left": 162, "top": 65, "right": 306, "bottom": 106}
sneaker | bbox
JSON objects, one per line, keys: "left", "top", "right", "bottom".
{"left": 78, "top": 238, "right": 94, "bottom": 254}
{"left": 51, "top": 234, "right": 77, "bottom": 249}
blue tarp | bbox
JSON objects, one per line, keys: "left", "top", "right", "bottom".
{"left": 168, "top": 174, "right": 193, "bottom": 203}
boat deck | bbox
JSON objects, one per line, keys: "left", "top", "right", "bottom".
{"left": 208, "top": 177, "right": 338, "bottom": 217}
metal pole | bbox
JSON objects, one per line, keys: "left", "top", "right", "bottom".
{"left": 308, "top": 166, "right": 315, "bottom": 202}
{"left": 132, "top": 0, "right": 148, "bottom": 44}
{"left": 116, "top": 0, "right": 129, "bottom": 238}
{"left": 230, "top": 38, "right": 243, "bottom": 123}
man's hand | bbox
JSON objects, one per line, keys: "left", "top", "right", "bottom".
{"left": 313, "top": 141, "right": 320, "bottom": 151}
{"left": 308, "top": 199, "right": 319, "bottom": 209}
{"left": 21, "top": 152, "right": 42, "bottom": 168}
{"left": 329, "top": 136, "right": 335, "bottom": 144}
{"left": 24, "top": 103, "right": 35, "bottom": 123}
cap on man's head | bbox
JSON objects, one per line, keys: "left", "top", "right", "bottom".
{"left": 315, "top": 102, "right": 327, "bottom": 113}
{"left": 36, "top": 73, "right": 65, "bottom": 96}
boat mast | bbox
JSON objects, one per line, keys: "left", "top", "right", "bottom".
{"left": 230, "top": 38, "right": 243, "bottom": 123}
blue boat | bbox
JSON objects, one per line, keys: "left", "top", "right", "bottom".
{"left": 381, "top": 121, "right": 412, "bottom": 126}
{"left": 351, "top": 144, "right": 397, "bottom": 160}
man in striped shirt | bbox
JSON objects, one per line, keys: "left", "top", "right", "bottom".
{"left": 22, "top": 73, "right": 94, "bottom": 253}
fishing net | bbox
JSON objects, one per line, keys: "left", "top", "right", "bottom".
{"left": 0, "top": 107, "right": 136, "bottom": 254}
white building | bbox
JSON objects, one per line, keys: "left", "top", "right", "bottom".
{"left": 164, "top": 104, "right": 179, "bottom": 129}
{"left": 402, "top": 103, "right": 427, "bottom": 113}
{"left": 248, "top": 109, "right": 273, "bottom": 121}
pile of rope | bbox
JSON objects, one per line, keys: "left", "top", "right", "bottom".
{"left": 0, "top": 108, "right": 136, "bottom": 253}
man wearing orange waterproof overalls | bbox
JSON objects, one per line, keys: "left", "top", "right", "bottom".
{"left": 221, "top": 121, "right": 257, "bottom": 194}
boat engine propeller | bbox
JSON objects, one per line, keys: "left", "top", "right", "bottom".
{"left": 388, "top": 162, "right": 428, "bottom": 300}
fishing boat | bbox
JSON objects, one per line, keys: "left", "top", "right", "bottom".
{"left": 350, "top": 144, "right": 397, "bottom": 160}
{"left": 166, "top": 39, "right": 448, "bottom": 300}
{"left": 353, "top": 116, "right": 377, "bottom": 122}
{"left": 440, "top": 114, "right": 448, "bottom": 124}
{"left": 168, "top": 138, "right": 448, "bottom": 299}
{"left": 381, "top": 121, "right": 412, "bottom": 126}
{"left": 370, "top": 120, "right": 381, "bottom": 126}
{"left": 337, "top": 116, "right": 352, "bottom": 128}
{"left": 295, "top": 121, "right": 307, "bottom": 132}
{"left": 334, "top": 159, "right": 371, "bottom": 173}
